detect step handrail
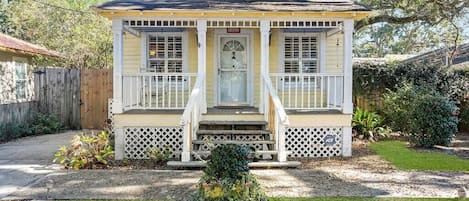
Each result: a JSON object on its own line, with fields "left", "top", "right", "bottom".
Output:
{"left": 262, "top": 73, "right": 289, "bottom": 125}
{"left": 179, "top": 73, "right": 205, "bottom": 162}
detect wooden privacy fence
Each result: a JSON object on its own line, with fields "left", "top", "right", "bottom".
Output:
{"left": 1, "top": 68, "right": 113, "bottom": 130}
{"left": 35, "top": 68, "right": 81, "bottom": 129}
{"left": 80, "top": 69, "right": 113, "bottom": 129}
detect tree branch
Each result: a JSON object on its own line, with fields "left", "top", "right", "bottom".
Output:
{"left": 355, "top": 14, "right": 429, "bottom": 31}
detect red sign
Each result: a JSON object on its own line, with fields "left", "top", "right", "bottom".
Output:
{"left": 226, "top": 28, "right": 241, "bottom": 33}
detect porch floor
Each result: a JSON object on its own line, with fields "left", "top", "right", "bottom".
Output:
{"left": 122, "top": 107, "right": 344, "bottom": 115}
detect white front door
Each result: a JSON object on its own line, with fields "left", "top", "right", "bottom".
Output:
{"left": 218, "top": 36, "right": 249, "bottom": 106}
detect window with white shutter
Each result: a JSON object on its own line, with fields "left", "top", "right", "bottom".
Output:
{"left": 283, "top": 34, "right": 319, "bottom": 74}
{"left": 146, "top": 33, "right": 184, "bottom": 73}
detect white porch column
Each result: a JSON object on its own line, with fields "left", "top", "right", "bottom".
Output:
{"left": 259, "top": 20, "right": 270, "bottom": 114}
{"left": 197, "top": 20, "right": 207, "bottom": 113}
{"left": 112, "top": 19, "right": 124, "bottom": 114}
{"left": 342, "top": 19, "right": 354, "bottom": 157}
{"left": 342, "top": 19, "right": 353, "bottom": 114}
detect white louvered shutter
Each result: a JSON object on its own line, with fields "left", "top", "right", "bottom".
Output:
{"left": 284, "top": 35, "right": 319, "bottom": 74}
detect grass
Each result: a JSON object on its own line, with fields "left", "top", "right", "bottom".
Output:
{"left": 270, "top": 198, "right": 469, "bottom": 201}
{"left": 369, "top": 141, "right": 469, "bottom": 171}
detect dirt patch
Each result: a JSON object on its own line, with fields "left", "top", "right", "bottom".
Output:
{"left": 412, "top": 132, "right": 469, "bottom": 159}
{"left": 299, "top": 140, "right": 396, "bottom": 173}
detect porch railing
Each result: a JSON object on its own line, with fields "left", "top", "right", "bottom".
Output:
{"left": 180, "top": 73, "right": 205, "bottom": 162}
{"left": 270, "top": 73, "right": 344, "bottom": 110}
{"left": 262, "top": 73, "right": 289, "bottom": 162}
{"left": 122, "top": 73, "right": 197, "bottom": 111}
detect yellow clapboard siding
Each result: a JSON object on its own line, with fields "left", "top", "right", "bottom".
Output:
{"left": 277, "top": 89, "right": 329, "bottom": 108}
{"left": 123, "top": 34, "right": 141, "bottom": 74}
{"left": 326, "top": 33, "right": 344, "bottom": 73}
{"left": 288, "top": 114, "right": 352, "bottom": 127}
{"left": 206, "top": 29, "right": 215, "bottom": 107}
{"left": 188, "top": 28, "right": 198, "bottom": 73}
{"left": 269, "top": 29, "right": 280, "bottom": 73}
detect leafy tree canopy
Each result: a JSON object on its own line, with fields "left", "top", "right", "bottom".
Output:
{"left": 354, "top": 0, "right": 468, "bottom": 57}
{"left": 1, "top": 0, "right": 112, "bottom": 69}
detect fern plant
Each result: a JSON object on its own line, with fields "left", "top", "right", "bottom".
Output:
{"left": 352, "top": 108, "right": 387, "bottom": 141}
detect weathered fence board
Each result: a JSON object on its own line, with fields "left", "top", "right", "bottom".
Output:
{"left": 80, "top": 69, "right": 113, "bottom": 129}
{"left": 0, "top": 101, "right": 38, "bottom": 125}
{"left": 34, "top": 68, "right": 81, "bottom": 129}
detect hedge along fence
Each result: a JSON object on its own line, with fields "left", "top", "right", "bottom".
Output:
{"left": 353, "top": 62, "right": 469, "bottom": 109}
{"left": 353, "top": 62, "right": 469, "bottom": 130}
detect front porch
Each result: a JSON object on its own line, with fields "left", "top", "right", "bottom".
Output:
{"left": 110, "top": 18, "right": 354, "bottom": 164}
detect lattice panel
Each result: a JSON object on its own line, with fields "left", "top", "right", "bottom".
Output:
{"left": 107, "top": 98, "right": 114, "bottom": 136}
{"left": 124, "top": 127, "right": 183, "bottom": 159}
{"left": 286, "top": 127, "right": 342, "bottom": 158}
{"left": 197, "top": 134, "right": 266, "bottom": 152}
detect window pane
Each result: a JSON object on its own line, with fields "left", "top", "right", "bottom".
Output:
{"left": 167, "top": 60, "right": 183, "bottom": 73}
{"left": 302, "top": 37, "right": 317, "bottom": 59}
{"left": 15, "top": 63, "right": 26, "bottom": 79}
{"left": 16, "top": 80, "right": 26, "bottom": 99}
{"left": 149, "top": 60, "right": 165, "bottom": 72}
{"left": 284, "top": 60, "right": 299, "bottom": 73}
{"left": 302, "top": 60, "right": 317, "bottom": 73}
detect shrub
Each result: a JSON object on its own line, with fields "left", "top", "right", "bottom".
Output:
{"left": 31, "top": 113, "right": 62, "bottom": 134}
{"left": 352, "top": 108, "right": 387, "bottom": 141}
{"left": 0, "top": 122, "right": 32, "bottom": 142}
{"left": 146, "top": 145, "right": 172, "bottom": 162}
{"left": 53, "top": 131, "right": 114, "bottom": 169}
{"left": 383, "top": 84, "right": 458, "bottom": 147}
{"left": 192, "top": 145, "right": 267, "bottom": 201}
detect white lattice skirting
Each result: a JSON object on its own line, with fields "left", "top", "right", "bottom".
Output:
{"left": 124, "top": 127, "right": 183, "bottom": 159}
{"left": 286, "top": 127, "right": 343, "bottom": 158}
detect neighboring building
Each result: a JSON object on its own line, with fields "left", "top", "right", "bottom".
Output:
{"left": 403, "top": 43, "right": 469, "bottom": 67}
{"left": 0, "top": 33, "right": 61, "bottom": 104}
{"left": 94, "top": 0, "right": 371, "bottom": 166}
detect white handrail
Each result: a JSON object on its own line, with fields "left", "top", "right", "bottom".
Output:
{"left": 262, "top": 73, "right": 289, "bottom": 125}
{"left": 179, "top": 73, "right": 205, "bottom": 162}
{"left": 180, "top": 74, "right": 205, "bottom": 125}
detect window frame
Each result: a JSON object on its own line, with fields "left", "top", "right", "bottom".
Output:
{"left": 279, "top": 31, "right": 326, "bottom": 88}
{"left": 12, "top": 57, "right": 28, "bottom": 101}
{"left": 142, "top": 31, "right": 188, "bottom": 74}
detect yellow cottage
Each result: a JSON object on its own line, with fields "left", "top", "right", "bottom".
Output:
{"left": 94, "top": 0, "right": 371, "bottom": 167}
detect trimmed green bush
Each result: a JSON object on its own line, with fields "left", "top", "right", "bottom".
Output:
{"left": 192, "top": 144, "right": 267, "bottom": 201}
{"left": 383, "top": 84, "right": 458, "bottom": 147}
{"left": 0, "top": 112, "right": 62, "bottom": 143}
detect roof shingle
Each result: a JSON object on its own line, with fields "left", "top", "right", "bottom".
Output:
{"left": 0, "top": 33, "right": 61, "bottom": 58}
{"left": 95, "top": 0, "right": 371, "bottom": 12}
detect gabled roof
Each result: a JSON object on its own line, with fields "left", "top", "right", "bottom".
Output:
{"left": 403, "top": 43, "right": 469, "bottom": 66}
{"left": 0, "top": 33, "right": 62, "bottom": 58}
{"left": 94, "top": 0, "right": 371, "bottom": 12}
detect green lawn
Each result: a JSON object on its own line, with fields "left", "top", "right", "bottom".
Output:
{"left": 369, "top": 141, "right": 469, "bottom": 171}
{"left": 270, "top": 198, "right": 469, "bottom": 201}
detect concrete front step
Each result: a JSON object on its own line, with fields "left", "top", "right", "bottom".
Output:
{"left": 192, "top": 140, "right": 275, "bottom": 145}
{"left": 167, "top": 161, "right": 302, "bottom": 168}
{"left": 196, "top": 130, "right": 271, "bottom": 135}
{"left": 192, "top": 150, "right": 280, "bottom": 155}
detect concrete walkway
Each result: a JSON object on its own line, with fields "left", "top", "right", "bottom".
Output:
{"left": 1, "top": 132, "right": 468, "bottom": 200}
{"left": 0, "top": 131, "right": 77, "bottom": 199}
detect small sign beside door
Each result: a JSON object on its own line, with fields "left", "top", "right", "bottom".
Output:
{"left": 226, "top": 28, "right": 241, "bottom": 33}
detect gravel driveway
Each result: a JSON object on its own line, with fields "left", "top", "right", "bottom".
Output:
{"left": 1, "top": 133, "right": 468, "bottom": 200}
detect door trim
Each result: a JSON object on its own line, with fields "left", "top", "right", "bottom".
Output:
{"left": 214, "top": 29, "right": 254, "bottom": 107}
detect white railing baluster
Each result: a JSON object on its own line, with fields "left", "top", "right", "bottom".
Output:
{"left": 122, "top": 73, "right": 197, "bottom": 110}
{"left": 269, "top": 73, "right": 344, "bottom": 110}
{"left": 149, "top": 75, "right": 153, "bottom": 108}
